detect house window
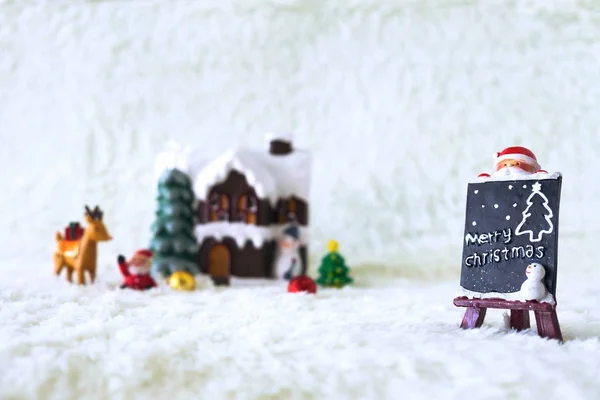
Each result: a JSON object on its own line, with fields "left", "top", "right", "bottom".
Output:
{"left": 236, "top": 193, "right": 258, "bottom": 224}
{"left": 208, "top": 191, "right": 230, "bottom": 222}
{"left": 279, "top": 198, "right": 297, "bottom": 223}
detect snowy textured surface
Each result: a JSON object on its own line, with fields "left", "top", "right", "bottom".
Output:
{"left": 2, "top": 267, "right": 600, "bottom": 400}
{"left": 3, "top": 1, "right": 600, "bottom": 399}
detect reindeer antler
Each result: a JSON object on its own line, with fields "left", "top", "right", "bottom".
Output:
{"left": 94, "top": 205, "right": 103, "bottom": 220}
{"left": 84, "top": 205, "right": 104, "bottom": 220}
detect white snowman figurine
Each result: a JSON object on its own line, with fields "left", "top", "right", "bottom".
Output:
{"left": 274, "top": 224, "right": 303, "bottom": 280}
{"left": 520, "top": 263, "right": 548, "bottom": 301}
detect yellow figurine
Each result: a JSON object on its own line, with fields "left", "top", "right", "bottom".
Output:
{"left": 168, "top": 271, "right": 196, "bottom": 291}
{"left": 327, "top": 239, "right": 339, "bottom": 253}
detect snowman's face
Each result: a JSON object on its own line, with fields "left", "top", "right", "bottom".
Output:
{"left": 526, "top": 263, "right": 546, "bottom": 279}
{"left": 280, "top": 236, "right": 298, "bottom": 251}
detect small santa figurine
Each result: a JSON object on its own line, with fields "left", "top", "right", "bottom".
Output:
{"left": 478, "top": 146, "right": 547, "bottom": 178}
{"left": 274, "top": 224, "right": 304, "bottom": 280}
{"left": 117, "top": 249, "right": 157, "bottom": 290}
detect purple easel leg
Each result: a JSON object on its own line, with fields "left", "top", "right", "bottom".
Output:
{"left": 460, "top": 307, "right": 487, "bottom": 329}
{"left": 510, "top": 310, "right": 530, "bottom": 331}
{"left": 534, "top": 310, "right": 563, "bottom": 343}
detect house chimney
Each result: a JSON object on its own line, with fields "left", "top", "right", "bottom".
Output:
{"left": 266, "top": 133, "right": 293, "bottom": 155}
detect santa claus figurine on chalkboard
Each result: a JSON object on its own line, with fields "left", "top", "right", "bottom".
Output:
{"left": 478, "top": 146, "right": 548, "bottom": 179}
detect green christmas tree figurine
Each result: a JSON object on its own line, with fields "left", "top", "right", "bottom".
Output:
{"left": 149, "top": 168, "right": 200, "bottom": 279}
{"left": 316, "top": 240, "right": 353, "bottom": 288}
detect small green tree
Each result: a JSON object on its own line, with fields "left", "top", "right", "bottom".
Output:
{"left": 149, "top": 168, "right": 200, "bottom": 278}
{"left": 316, "top": 240, "right": 353, "bottom": 288}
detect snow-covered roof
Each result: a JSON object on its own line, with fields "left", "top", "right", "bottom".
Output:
{"left": 154, "top": 137, "right": 311, "bottom": 204}
{"left": 195, "top": 222, "right": 309, "bottom": 247}
{"left": 469, "top": 171, "right": 561, "bottom": 184}
{"left": 192, "top": 147, "right": 311, "bottom": 204}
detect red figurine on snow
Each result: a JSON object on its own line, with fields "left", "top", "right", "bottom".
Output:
{"left": 117, "top": 249, "right": 157, "bottom": 290}
{"left": 478, "top": 146, "right": 547, "bottom": 179}
{"left": 288, "top": 275, "right": 317, "bottom": 294}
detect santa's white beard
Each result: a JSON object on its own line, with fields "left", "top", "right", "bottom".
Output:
{"left": 129, "top": 265, "right": 150, "bottom": 275}
{"left": 492, "top": 166, "right": 531, "bottom": 177}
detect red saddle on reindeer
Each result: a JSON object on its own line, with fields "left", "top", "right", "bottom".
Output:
{"left": 56, "top": 222, "right": 85, "bottom": 258}
{"left": 64, "top": 222, "right": 84, "bottom": 241}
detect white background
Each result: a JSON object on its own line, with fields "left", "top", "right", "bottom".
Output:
{"left": 1, "top": 0, "right": 599, "bottom": 279}
{"left": 3, "top": 2, "right": 600, "bottom": 399}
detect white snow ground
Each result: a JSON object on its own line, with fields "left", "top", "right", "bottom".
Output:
{"left": 2, "top": 265, "right": 600, "bottom": 400}
{"left": 2, "top": 1, "right": 600, "bottom": 399}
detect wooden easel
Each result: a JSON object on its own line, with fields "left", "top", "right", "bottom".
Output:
{"left": 454, "top": 297, "right": 563, "bottom": 343}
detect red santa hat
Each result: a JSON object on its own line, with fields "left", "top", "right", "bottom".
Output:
{"left": 133, "top": 249, "right": 153, "bottom": 259}
{"left": 496, "top": 146, "right": 540, "bottom": 169}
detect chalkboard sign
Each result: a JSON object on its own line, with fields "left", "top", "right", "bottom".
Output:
{"left": 459, "top": 175, "right": 562, "bottom": 301}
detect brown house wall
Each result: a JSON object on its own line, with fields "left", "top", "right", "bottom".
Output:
{"left": 195, "top": 170, "right": 274, "bottom": 226}
{"left": 194, "top": 200, "right": 207, "bottom": 224}
{"left": 234, "top": 240, "right": 276, "bottom": 277}
{"left": 197, "top": 239, "right": 307, "bottom": 279}
{"left": 295, "top": 198, "right": 308, "bottom": 226}
{"left": 299, "top": 246, "right": 308, "bottom": 275}
{"left": 195, "top": 170, "right": 309, "bottom": 227}
{"left": 273, "top": 197, "right": 308, "bottom": 226}
{"left": 192, "top": 168, "right": 309, "bottom": 280}
{"left": 198, "top": 237, "right": 274, "bottom": 278}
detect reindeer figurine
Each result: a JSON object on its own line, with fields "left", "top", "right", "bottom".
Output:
{"left": 54, "top": 205, "right": 112, "bottom": 285}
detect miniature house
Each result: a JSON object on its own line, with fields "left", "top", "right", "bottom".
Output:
{"left": 155, "top": 134, "right": 310, "bottom": 285}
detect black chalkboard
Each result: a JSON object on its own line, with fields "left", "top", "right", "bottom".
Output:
{"left": 459, "top": 175, "right": 562, "bottom": 298}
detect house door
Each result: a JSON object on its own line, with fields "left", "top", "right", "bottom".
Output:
{"left": 208, "top": 244, "right": 230, "bottom": 285}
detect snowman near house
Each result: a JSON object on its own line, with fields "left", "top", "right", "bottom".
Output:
{"left": 273, "top": 224, "right": 304, "bottom": 280}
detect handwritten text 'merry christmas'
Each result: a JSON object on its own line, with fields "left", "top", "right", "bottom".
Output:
{"left": 464, "top": 228, "right": 545, "bottom": 267}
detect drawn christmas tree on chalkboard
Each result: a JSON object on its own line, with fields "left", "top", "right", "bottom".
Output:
{"left": 515, "top": 182, "right": 554, "bottom": 242}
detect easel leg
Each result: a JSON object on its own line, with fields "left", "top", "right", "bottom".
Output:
{"left": 534, "top": 310, "right": 563, "bottom": 342}
{"left": 460, "top": 307, "right": 487, "bottom": 329}
{"left": 510, "top": 310, "right": 530, "bottom": 331}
